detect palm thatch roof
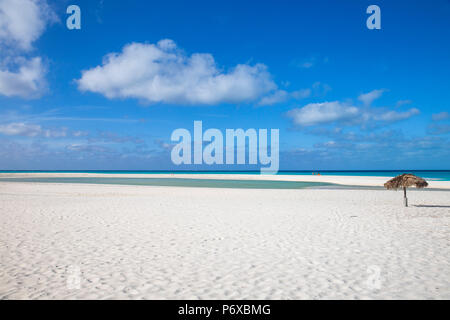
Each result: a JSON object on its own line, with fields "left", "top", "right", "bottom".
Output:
{"left": 384, "top": 173, "right": 428, "bottom": 190}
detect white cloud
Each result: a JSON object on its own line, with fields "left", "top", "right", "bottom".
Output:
{"left": 257, "top": 88, "right": 312, "bottom": 106}
{"left": 0, "top": 0, "right": 55, "bottom": 98}
{"left": 284, "top": 89, "right": 418, "bottom": 128}
{"left": 287, "top": 101, "right": 359, "bottom": 126}
{"left": 0, "top": 57, "right": 46, "bottom": 98}
{"left": 287, "top": 102, "right": 419, "bottom": 127}
{"left": 0, "top": 122, "right": 67, "bottom": 137}
{"left": 358, "top": 89, "right": 385, "bottom": 106}
{"left": 77, "top": 40, "right": 278, "bottom": 105}
{"left": 432, "top": 111, "right": 449, "bottom": 121}
{"left": 373, "top": 108, "right": 420, "bottom": 122}
{"left": 0, "top": 0, "right": 56, "bottom": 51}
{"left": 0, "top": 122, "right": 41, "bottom": 136}
{"left": 258, "top": 90, "right": 288, "bottom": 106}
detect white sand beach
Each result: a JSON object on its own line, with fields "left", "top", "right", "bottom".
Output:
{"left": 0, "top": 175, "right": 449, "bottom": 299}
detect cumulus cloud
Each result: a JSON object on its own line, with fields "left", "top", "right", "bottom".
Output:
{"left": 0, "top": 0, "right": 55, "bottom": 98}
{"left": 286, "top": 101, "right": 419, "bottom": 127}
{"left": 77, "top": 39, "right": 278, "bottom": 105}
{"left": 286, "top": 101, "right": 359, "bottom": 126}
{"left": 373, "top": 108, "right": 420, "bottom": 122}
{"left": 258, "top": 90, "right": 288, "bottom": 106}
{"left": 0, "top": 122, "right": 67, "bottom": 137}
{"left": 257, "top": 86, "right": 315, "bottom": 106}
{"left": 358, "top": 89, "right": 385, "bottom": 106}
{"left": 0, "top": 57, "right": 47, "bottom": 98}
{"left": 0, "top": 0, "right": 57, "bottom": 51}
{"left": 0, "top": 122, "right": 41, "bottom": 136}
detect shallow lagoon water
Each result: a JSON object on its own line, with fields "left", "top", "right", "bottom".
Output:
{"left": 0, "top": 177, "right": 333, "bottom": 189}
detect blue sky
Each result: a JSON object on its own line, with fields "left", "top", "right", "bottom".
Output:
{"left": 0, "top": 0, "right": 449, "bottom": 170}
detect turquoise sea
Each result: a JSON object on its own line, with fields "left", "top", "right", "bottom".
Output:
{"left": 1, "top": 170, "right": 449, "bottom": 180}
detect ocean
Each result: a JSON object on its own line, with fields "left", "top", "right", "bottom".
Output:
{"left": 1, "top": 170, "right": 449, "bottom": 180}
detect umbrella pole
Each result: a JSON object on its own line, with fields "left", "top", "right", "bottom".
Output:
{"left": 403, "top": 187, "right": 408, "bottom": 207}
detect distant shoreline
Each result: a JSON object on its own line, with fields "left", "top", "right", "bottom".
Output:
{"left": 1, "top": 172, "right": 450, "bottom": 189}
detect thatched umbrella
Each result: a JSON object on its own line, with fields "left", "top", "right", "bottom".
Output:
{"left": 384, "top": 173, "right": 428, "bottom": 207}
